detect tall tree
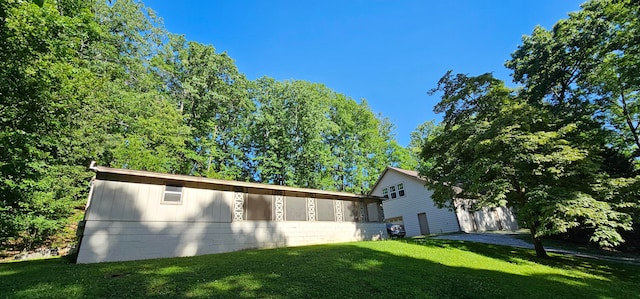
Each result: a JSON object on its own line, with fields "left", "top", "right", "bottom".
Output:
{"left": 407, "top": 120, "right": 441, "bottom": 172}
{"left": 377, "top": 117, "right": 416, "bottom": 171}
{"left": 249, "top": 77, "right": 397, "bottom": 192}
{"left": 153, "top": 35, "right": 252, "bottom": 179}
{"left": 506, "top": 0, "right": 640, "bottom": 240}
{"left": 325, "top": 97, "right": 390, "bottom": 193}
{"left": 0, "top": 0, "right": 191, "bottom": 250}
{"left": 422, "top": 72, "right": 632, "bottom": 257}
{"left": 0, "top": 0, "right": 107, "bottom": 248}
{"left": 249, "top": 78, "right": 334, "bottom": 187}
{"left": 507, "top": 0, "right": 639, "bottom": 157}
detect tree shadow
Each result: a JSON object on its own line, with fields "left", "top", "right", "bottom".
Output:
{"left": 413, "top": 238, "right": 640, "bottom": 282}
{"left": 1, "top": 241, "right": 637, "bottom": 298}
{"left": 75, "top": 180, "right": 289, "bottom": 263}
{"left": 74, "top": 179, "right": 385, "bottom": 263}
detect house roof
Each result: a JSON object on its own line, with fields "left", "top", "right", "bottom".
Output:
{"left": 387, "top": 167, "right": 424, "bottom": 180}
{"left": 92, "top": 165, "right": 383, "bottom": 201}
{"left": 368, "top": 166, "right": 427, "bottom": 195}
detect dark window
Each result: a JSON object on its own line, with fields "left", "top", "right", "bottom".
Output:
{"left": 316, "top": 199, "right": 335, "bottom": 221}
{"left": 285, "top": 196, "right": 307, "bottom": 221}
{"left": 246, "top": 194, "right": 272, "bottom": 220}
{"left": 162, "top": 186, "right": 183, "bottom": 204}
{"left": 343, "top": 201, "right": 359, "bottom": 222}
{"left": 397, "top": 183, "right": 405, "bottom": 197}
{"left": 366, "top": 201, "right": 381, "bottom": 222}
{"left": 382, "top": 187, "right": 389, "bottom": 199}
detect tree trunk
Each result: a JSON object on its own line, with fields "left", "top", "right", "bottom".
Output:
{"left": 618, "top": 80, "right": 640, "bottom": 155}
{"left": 529, "top": 226, "right": 548, "bottom": 258}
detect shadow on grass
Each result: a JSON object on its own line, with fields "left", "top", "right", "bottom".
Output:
{"left": 1, "top": 240, "right": 639, "bottom": 298}
{"left": 413, "top": 238, "right": 640, "bottom": 282}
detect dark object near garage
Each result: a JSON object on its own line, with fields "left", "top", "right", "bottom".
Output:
{"left": 386, "top": 223, "right": 406, "bottom": 238}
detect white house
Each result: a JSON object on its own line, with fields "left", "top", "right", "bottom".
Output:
{"left": 369, "top": 167, "right": 518, "bottom": 237}
{"left": 75, "top": 165, "right": 386, "bottom": 263}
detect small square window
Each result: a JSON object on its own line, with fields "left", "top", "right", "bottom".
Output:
{"left": 382, "top": 188, "right": 389, "bottom": 199}
{"left": 163, "top": 185, "right": 183, "bottom": 204}
{"left": 397, "top": 183, "right": 405, "bottom": 197}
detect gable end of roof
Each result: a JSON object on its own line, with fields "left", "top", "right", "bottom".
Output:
{"left": 368, "top": 166, "right": 426, "bottom": 195}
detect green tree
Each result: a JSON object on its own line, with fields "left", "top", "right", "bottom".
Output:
{"left": 377, "top": 117, "right": 417, "bottom": 171}
{"left": 249, "top": 77, "right": 397, "bottom": 193}
{"left": 107, "top": 92, "right": 190, "bottom": 172}
{"left": 0, "top": 0, "right": 105, "bottom": 248}
{"left": 508, "top": 0, "right": 639, "bottom": 157}
{"left": 90, "top": 0, "right": 191, "bottom": 173}
{"left": 506, "top": 0, "right": 640, "bottom": 243}
{"left": 249, "top": 78, "right": 334, "bottom": 187}
{"left": 250, "top": 78, "right": 299, "bottom": 185}
{"left": 325, "top": 97, "right": 390, "bottom": 193}
{"left": 0, "top": 0, "right": 190, "bottom": 250}
{"left": 408, "top": 120, "right": 441, "bottom": 172}
{"left": 153, "top": 35, "right": 252, "bottom": 179}
{"left": 422, "top": 72, "right": 632, "bottom": 257}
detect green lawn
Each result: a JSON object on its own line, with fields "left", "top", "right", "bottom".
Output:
{"left": 1, "top": 239, "right": 638, "bottom": 298}
{"left": 513, "top": 233, "right": 640, "bottom": 259}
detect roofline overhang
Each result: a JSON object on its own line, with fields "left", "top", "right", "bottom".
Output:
{"left": 92, "top": 165, "right": 384, "bottom": 202}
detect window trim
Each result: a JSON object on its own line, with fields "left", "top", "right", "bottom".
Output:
{"left": 397, "top": 183, "right": 405, "bottom": 197}
{"left": 383, "top": 182, "right": 406, "bottom": 200}
{"left": 162, "top": 185, "right": 183, "bottom": 205}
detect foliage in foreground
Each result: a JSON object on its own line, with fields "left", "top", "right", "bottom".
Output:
{"left": 420, "top": 0, "right": 639, "bottom": 257}
{"left": 1, "top": 240, "right": 638, "bottom": 299}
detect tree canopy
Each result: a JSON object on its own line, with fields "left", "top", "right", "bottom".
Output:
{"left": 422, "top": 0, "right": 639, "bottom": 256}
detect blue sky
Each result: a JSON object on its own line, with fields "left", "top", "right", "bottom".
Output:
{"left": 145, "top": 0, "right": 584, "bottom": 146}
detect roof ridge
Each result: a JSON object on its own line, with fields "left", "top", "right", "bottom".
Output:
{"left": 388, "top": 166, "right": 421, "bottom": 179}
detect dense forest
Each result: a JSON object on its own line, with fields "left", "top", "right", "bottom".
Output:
{"left": 422, "top": 0, "right": 639, "bottom": 256}
{"left": 0, "top": 0, "right": 418, "bottom": 251}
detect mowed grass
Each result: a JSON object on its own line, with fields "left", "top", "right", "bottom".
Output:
{"left": 1, "top": 239, "right": 638, "bottom": 298}
{"left": 513, "top": 233, "right": 640, "bottom": 259}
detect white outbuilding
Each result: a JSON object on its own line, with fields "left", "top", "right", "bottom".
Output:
{"left": 369, "top": 167, "right": 518, "bottom": 237}
{"left": 76, "top": 166, "right": 386, "bottom": 263}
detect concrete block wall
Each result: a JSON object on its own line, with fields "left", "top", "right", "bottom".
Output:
{"left": 76, "top": 221, "right": 387, "bottom": 263}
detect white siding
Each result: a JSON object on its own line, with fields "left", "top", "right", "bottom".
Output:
{"left": 456, "top": 205, "right": 519, "bottom": 232}
{"left": 371, "top": 170, "right": 461, "bottom": 236}
{"left": 84, "top": 180, "right": 233, "bottom": 223}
